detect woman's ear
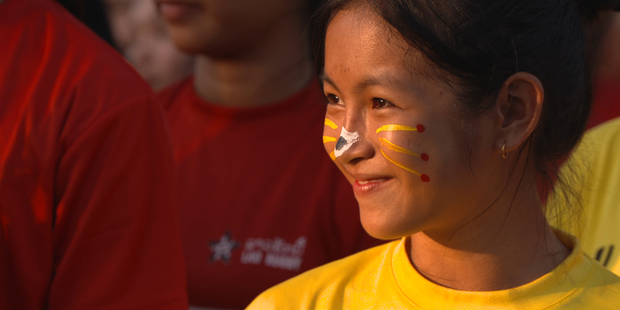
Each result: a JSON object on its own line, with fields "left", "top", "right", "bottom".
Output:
{"left": 494, "top": 72, "right": 544, "bottom": 155}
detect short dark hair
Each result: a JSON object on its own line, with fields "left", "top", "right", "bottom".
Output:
{"left": 56, "top": 0, "right": 114, "bottom": 47}
{"left": 579, "top": 0, "right": 620, "bottom": 21}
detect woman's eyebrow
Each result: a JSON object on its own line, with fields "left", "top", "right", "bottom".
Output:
{"left": 320, "top": 73, "right": 339, "bottom": 93}
{"left": 321, "top": 71, "right": 411, "bottom": 94}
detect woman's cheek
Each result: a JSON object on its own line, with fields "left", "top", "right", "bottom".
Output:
{"left": 416, "top": 124, "right": 465, "bottom": 191}
{"left": 375, "top": 122, "right": 430, "bottom": 183}
{"left": 323, "top": 115, "right": 340, "bottom": 161}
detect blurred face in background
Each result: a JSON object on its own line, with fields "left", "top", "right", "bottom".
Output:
{"left": 104, "top": 0, "right": 194, "bottom": 90}
{"left": 154, "top": 0, "right": 307, "bottom": 58}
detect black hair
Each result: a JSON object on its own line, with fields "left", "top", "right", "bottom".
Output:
{"left": 311, "top": 0, "right": 620, "bottom": 209}
{"left": 306, "top": 0, "right": 325, "bottom": 19}
{"left": 579, "top": 0, "right": 620, "bottom": 21}
{"left": 56, "top": 0, "right": 115, "bottom": 47}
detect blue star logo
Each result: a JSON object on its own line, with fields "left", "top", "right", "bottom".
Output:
{"left": 209, "top": 231, "right": 239, "bottom": 264}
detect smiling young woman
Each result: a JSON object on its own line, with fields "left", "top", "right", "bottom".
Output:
{"left": 247, "top": 0, "right": 620, "bottom": 308}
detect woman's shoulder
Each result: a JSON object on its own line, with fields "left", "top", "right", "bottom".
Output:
{"left": 575, "top": 116, "right": 620, "bottom": 159}
{"left": 566, "top": 254, "right": 620, "bottom": 309}
{"left": 246, "top": 240, "right": 399, "bottom": 309}
{"left": 585, "top": 256, "right": 620, "bottom": 288}
{"left": 590, "top": 116, "right": 620, "bottom": 136}
{"left": 550, "top": 234, "right": 620, "bottom": 309}
{"left": 576, "top": 116, "right": 620, "bottom": 159}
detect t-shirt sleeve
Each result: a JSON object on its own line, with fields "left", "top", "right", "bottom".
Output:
{"left": 49, "top": 94, "right": 188, "bottom": 309}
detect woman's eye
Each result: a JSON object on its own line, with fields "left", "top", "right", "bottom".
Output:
{"left": 372, "top": 98, "right": 393, "bottom": 109}
{"left": 325, "top": 94, "right": 342, "bottom": 105}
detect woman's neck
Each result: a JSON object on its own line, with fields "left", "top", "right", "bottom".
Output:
{"left": 193, "top": 18, "right": 313, "bottom": 108}
{"left": 409, "top": 181, "right": 569, "bottom": 291}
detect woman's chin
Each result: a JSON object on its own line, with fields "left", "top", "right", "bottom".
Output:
{"left": 360, "top": 213, "right": 416, "bottom": 241}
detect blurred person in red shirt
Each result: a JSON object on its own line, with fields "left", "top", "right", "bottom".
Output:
{"left": 155, "top": 0, "right": 382, "bottom": 308}
{"left": 0, "top": 0, "right": 188, "bottom": 309}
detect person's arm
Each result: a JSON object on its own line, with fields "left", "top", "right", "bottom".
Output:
{"left": 50, "top": 93, "right": 188, "bottom": 309}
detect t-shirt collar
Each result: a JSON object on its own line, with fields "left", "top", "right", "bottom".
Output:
{"left": 391, "top": 231, "right": 590, "bottom": 309}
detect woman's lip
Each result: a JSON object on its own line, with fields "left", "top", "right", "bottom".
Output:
{"left": 352, "top": 178, "right": 392, "bottom": 196}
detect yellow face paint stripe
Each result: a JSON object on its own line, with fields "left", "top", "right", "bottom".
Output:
{"left": 380, "top": 148, "right": 421, "bottom": 176}
{"left": 325, "top": 118, "right": 338, "bottom": 129}
{"left": 376, "top": 124, "right": 418, "bottom": 133}
{"left": 323, "top": 136, "right": 337, "bottom": 143}
{"left": 329, "top": 151, "right": 336, "bottom": 160}
{"left": 379, "top": 138, "right": 420, "bottom": 157}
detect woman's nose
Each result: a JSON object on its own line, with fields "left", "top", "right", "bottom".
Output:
{"left": 334, "top": 118, "right": 375, "bottom": 165}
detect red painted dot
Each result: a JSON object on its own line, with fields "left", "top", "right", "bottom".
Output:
{"left": 420, "top": 153, "right": 429, "bottom": 161}
{"left": 417, "top": 124, "right": 425, "bottom": 133}
{"left": 421, "top": 174, "right": 430, "bottom": 182}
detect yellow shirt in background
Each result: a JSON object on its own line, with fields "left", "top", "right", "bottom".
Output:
{"left": 247, "top": 235, "right": 620, "bottom": 309}
{"left": 549, "top": 117, "right": 620, "bottom": 275}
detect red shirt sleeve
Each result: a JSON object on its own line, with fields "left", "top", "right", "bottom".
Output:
{"left": 50, "top": 95, "right": 188, "bottom": 309}
{"left": 0, "top": 0, "right": 188, "bottom": 309}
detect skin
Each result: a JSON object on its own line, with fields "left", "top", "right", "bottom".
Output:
{"left": 105, "top": 0, "right": 194, "bottom": 90}
{"left": 323, "top": 5, "right": 569, "bottom": 291}
{"left": 155, "top": 0, "right": 312, "bottom": 107}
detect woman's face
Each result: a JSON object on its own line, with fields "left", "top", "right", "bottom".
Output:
{"left": 323, "top": 6, "right": 504, "bottom": 240}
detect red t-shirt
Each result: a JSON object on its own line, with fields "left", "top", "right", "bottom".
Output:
{"left": 587, "top": 78, "right": 620, "bottom": 129}
{"left": 0, "top": 0, "right": 188, "bottom": 309}
{"left": 160, "top": 77, "right": 381, "bottom": 309}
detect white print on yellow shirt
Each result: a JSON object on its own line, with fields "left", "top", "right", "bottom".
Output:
{"left": 240, "top": 236, "right": 307, "bottom": 271}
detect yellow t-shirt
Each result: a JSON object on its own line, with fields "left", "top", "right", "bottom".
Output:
{"left": 247, "top": 235, "right": 620, "bottom": 309}
{"left": 548, "top": 117, "right": 620, "bottom": 275}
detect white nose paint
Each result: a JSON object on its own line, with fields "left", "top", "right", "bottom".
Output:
{"left": 334, "top": 127, "right": 360, "bottom": 158}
